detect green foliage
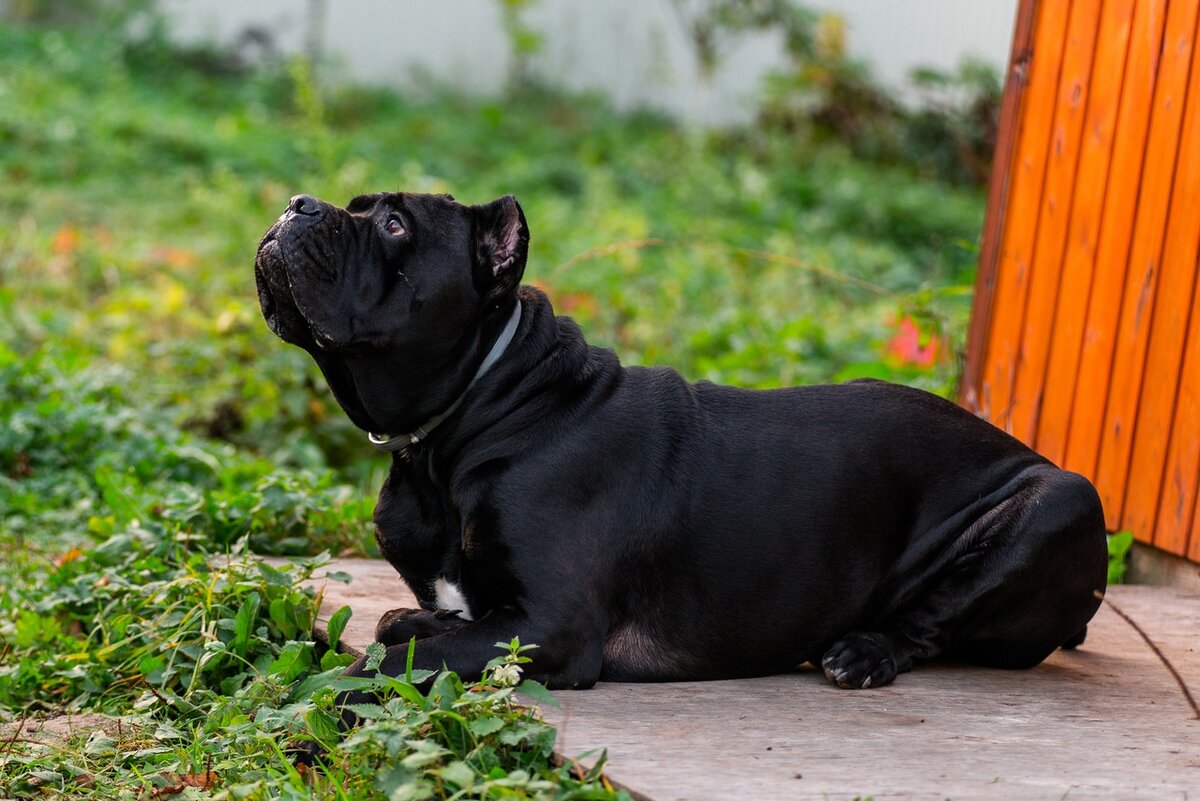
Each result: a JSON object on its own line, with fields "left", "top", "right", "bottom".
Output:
{"left": 906, "top": 58, "right": 1003, "bottom": 186}
{"left": 0, "top": 350, "right": 375, "bottom": 557}
{"left": 1107, "top": 530, "right": 1135, "bottom": 585}
{"left": 670, "top": 0, "right": 818, "bottom": 75}
{"left": 0, "top": 546, "right": 625, "bottom": 799}
{"left": 2, "top": 0, "right": 157, "bottom": 28}
{"left": 0, "top": 532, "right": 340, "bottom": 713}
{"left": 671, "top": 2, "right": 1002, "bottom": 186}
{"left": 496, "top": 0, "right": 546, "bottom": 86}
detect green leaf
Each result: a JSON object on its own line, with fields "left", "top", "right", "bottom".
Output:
{"left": 439, "top": 760, "right": 476, "bottom": 790}
{"left": 268, "top": 598, "right": 298, "bottom": 639}
{"left": 292, "top": 665, "right": 347, "bottom": 700}
{"left": 326, "top": 604, "right": 352, "bottom": 650}
{"left": 369, "top": 762, "right": 412, "bottom": 796}
{"left": 197, "top": 640, "right": 229, "bottom": 672}
{"left": 388, "top": 783, "right": 437, "bottom": 801}
{"left": 401, "top": 740, "right": 451, "bottom": 769}
{"left": 377, "top": 675, "right": 427, "bottom": 706}
{"left": 515, "top": 679, "right": 560, "bottom": 708}
{"left": 328, "top": 675, "right": 385, "bottom": 693}
{"left": 343, "top": 702, "right": 387, "bottom": 719}
{"left": 233, "top": 591, "right": 261, "bottom": 654}
{"left": 1108, "top": 530, "right": 1136, "bottom": 585}
{"left": 373, "top": 764, "right": 414, "bottom": 796}
{"left": 1108, "top": 530, "right": 1135, "bottom": 559}
{"left": 320, "top": 649, "right": 356, "bottom": 672}
{"left": 498, "top": 720, "right": 542, "bottom": 747}
{"left": 304, "top": 707, "right": 340, "bottom": 747}
{"left": 138, "top": 654, "right": 166, "bottom": 685}
{"left": 93, "top": 464, "right": 143, "bottom": 522}
{"left": 427, "top": 671, "right": 464, "bottom": 709}
{"left": 294, "top": 601, "right": 314, "bottom": 634}
{"left": 168, "top": 443, "right": 222, "bottom": 476}
{"left": 268, "top": 641, "right": 313, "bottom": 682}
{"left": 468, "top": 716, "right": 506, "bottom": 737}
{"left": 90, "top": 532, "right": 135, "bottom": 566}
{"left": 584, "top": 748, "right": 610, "bottom": 781}
{"left": 365, "top": 641, "right": 386, "bottom": 672}
{"left": 257, "top": 560, "right": 294, "bottom": 587}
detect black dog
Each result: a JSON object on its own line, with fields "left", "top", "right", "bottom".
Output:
{"left": 255, "top": 191, "right": 1107, "bottom": 699}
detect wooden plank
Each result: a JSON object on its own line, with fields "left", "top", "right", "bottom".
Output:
{"left": 1125, "top": 26, "right": 1200, "bottom": 554}
{"left": 1161, "top": 262, "right": 1200, "bottom": 556}
{"left": 961, "top": 0, "right": 1040, "bottom": 415}
{"left": 1064, "top": 0, "right": 1170, "bottom": 487}
{"left": 1007, "top": 0, "right": 1106, "bottom": 444}
{"left": 548, "top": 586, "right": 1200, "bottom": 801}
{"left": 1035, "top": 0, "right": 1139, "bottom": 465}
{"left": 974, "top": 0, "right": 1074, "bottom": 431}
{"left": 1190, "top": 467, "right": 1200, "bottom": 561}
{"left": 1093, "top": 0, "right": 1200, "bottom": 533}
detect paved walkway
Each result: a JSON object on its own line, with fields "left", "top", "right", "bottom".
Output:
{"left": 303, "top": 558, "right": 1200, "bottom": 801}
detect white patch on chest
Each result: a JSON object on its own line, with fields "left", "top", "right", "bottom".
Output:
{"left": 434, "top": 577, "right": 474, "bottom": 621}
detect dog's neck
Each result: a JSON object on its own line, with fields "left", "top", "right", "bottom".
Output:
{"left": 366, "top": 300, "right": 522, "bottom": 453}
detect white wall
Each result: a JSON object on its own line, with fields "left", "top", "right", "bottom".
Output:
{"left": 164, "top": 0, "right": 1018, "bottom": 125}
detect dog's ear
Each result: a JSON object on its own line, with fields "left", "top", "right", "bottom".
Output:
{"left": 472, "top": 195, "right": 529, "bottom": 302}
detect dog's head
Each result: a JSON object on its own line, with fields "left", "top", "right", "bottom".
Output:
{"left": 254, "top": 191, "right": 529, "bottom": 434}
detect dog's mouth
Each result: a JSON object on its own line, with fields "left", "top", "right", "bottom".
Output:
{"left": 254, "top": 235, "right": 289, "bottom": 335}
{"left": 255, "top": 229, "right": 339, "bottom": 348}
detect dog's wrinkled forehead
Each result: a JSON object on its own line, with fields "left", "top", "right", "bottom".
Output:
{"left": 345, "top": 192, "right": 464, "bottom": 236}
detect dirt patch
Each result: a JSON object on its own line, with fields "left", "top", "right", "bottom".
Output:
{"left": 2, "top": 713, "right": 136, "bottom": 746}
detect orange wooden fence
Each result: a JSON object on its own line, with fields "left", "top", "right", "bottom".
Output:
{"left": 962, "top": 0, "right": 1200, "bottom": 561}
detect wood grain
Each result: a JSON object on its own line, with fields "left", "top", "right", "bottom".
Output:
{"left": 1062, "top": 0, "right": 1170, "bottom": 489}
{"left": 1007, "top": 0, "right": 1106, "bottom": 445}
{"left": 961, "top": 0, "right": 1042, "bottom": 415}
{"left": 1035, "top": 0, "right": 1139, "bottom": 466}
{"left": 976, "top": 0, "right": 1074, "bottom": 431}
{"left": 1093, "top": 0, "right": 1200, "bottom": 531}
{"left": 1125, "top": 18, "right": 1200, "bottom": 554}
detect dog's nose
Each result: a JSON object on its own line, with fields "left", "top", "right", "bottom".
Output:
{"left": 288, "top": 194, "right": 321, "bottom": 216}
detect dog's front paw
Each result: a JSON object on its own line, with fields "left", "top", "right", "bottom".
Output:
{"left": 375, "top": 607, "right": 430, "bottom": 646}
{"left": 374, "top": 607, "right": 469, "bottom": 646}
{"left": 821, "top": 632, "right": 899, "bottom": 689}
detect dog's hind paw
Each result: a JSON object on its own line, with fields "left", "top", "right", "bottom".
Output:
{"left": 821, "top": 632, "right": 900, "bottom": 689}
{"left": 1060, "top": 624, "right": 1087, "bottom": 650}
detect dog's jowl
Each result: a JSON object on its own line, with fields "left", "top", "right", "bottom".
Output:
{"left": 255, "top": 191, "right": 1107, "bottom": 705}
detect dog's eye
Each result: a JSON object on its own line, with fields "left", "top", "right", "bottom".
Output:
{"left": 384, "top": 216, "right": 406, "bottom": 236}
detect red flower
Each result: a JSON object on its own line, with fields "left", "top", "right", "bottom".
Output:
{"left": 885, "top": 316, "right": 942, "bottom": 368}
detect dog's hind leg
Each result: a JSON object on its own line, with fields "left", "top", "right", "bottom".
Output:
{"left": 821, "top": 466, "right": 1108, "bottom": 689}
{"left": 1059, "top": 624, "right": 1088, "bottom": 650}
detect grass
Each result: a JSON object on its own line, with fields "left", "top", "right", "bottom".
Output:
{"left": 0, "top": 16, "right": 986, "bottom": 798}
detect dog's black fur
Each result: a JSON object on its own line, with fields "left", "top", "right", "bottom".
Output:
{"left": 255, "top": 191, "right": 1107, "bottom": 704}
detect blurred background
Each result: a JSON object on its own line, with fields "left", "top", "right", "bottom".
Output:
{"left": 165, "top": 0, "right": 1015, "bottom": 125}
{"left": 0, "top": 0, "right": 1012, "bottom": 557}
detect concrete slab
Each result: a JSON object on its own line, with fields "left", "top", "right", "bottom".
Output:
{"left": 296, "top": 558, "right": 1200, "bottom": 801}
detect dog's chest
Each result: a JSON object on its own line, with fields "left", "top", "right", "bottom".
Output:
{"left": 376, "top": 463, "right": 517, "bottom": 619}
{"left": 375, "top": 469, "right": 465, "bottom": 596}
{"left": 433, "top": 576, "right": 474, "bottom": 620}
